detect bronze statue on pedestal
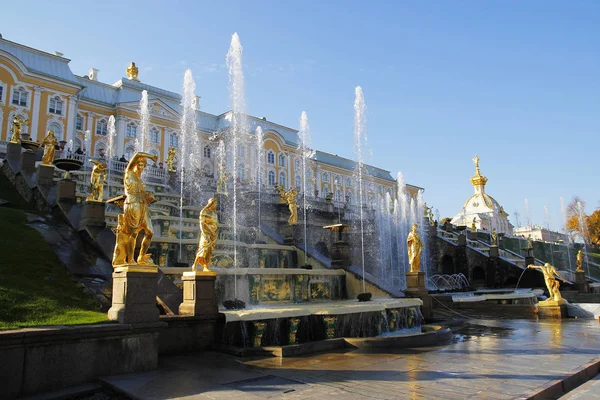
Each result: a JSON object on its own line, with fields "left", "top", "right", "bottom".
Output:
{"left": 407, "top": 223, "right": 423, "bottom": 273}
{"left": 192, "top": 198, "right": 218, "bottom": 272}
{"left": 87, "top": 160, "right": 107, "bottom": 202}
{"left": 40, "top": 130, "right": 58, "bottom": 165}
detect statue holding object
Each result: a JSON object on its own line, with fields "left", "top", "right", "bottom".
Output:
{"left": 87, "top": 159, "right": 107, "bottom": 202}
{"left": 40, "top": 130, "right": 58, "bottom": 165}
{"left": 192, "top": 198, "right": 218, "bottom": 273}
{"left": 407, "top": 223, "right": 423, "bottom": 273}
{"left": 527, "top": 263, "right": 567, "bottom": 305}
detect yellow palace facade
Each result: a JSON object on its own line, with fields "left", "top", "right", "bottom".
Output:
{"left": 0, "top": 35, "right": 421, "bottom": 202}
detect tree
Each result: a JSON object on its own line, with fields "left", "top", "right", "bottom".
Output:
{"left": 587, "top": 210, "right": 600, "bottom": 247}
{"left": 566, "top": 196, "right": 587, "bottom": 243}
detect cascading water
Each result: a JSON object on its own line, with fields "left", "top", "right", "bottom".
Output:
{"left": 416, "top": 190, "right": 431, "bottom": 288}
{"left": 84, "top": 129, "right": 91, "bottom": 191}
{"left": 298, "top": 111, "right": 312, "bottom": 266}
{"left": 106, "top": 115, "right": 116, "bottom": 199}
{"left": 178, "top": 70, "right": 197, "bottom": 260}
{"left": 226, "top": 32, "right": 247, "bottom": 299}
{"left": 353, "top": 86, "right": 368, "bottom": 294}
{"left": 137, "top": 90, "right": 150, "bottom": 154}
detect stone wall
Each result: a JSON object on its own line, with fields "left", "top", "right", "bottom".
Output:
{"left": 159, "top": 315, "right": 222, "bottom": 355}
{"left": 0, "top": 322, "right": 163, "bottom": 398}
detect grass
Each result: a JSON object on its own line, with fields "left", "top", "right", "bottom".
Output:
{"left": 0, "top": 206, "right": 108, "bottom": 330}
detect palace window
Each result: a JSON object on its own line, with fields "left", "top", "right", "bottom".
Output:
{"left": 12, "top": 87, "right": 28, "bottom": 107}
{"left": 124, "top": 146, "right": 134, "bottom": 161}
{"left": 323, "top": 186, "right": 330, "bottom": 197}
{"left": 294, "top": 158, "right": 300, "bottom": 170}
{"left": 295, "top": 175, "right": 301, "bottom": 189}
{"left": 279, "top": 172, "right": 286, "bottom": 188}
{"left": 237, "top": 144, "right": 245, "bottom": 158}
{"left": 335, "top": 190, "right": 343, "bottom": 202}
{"left": 334, "top": 175, "right": 341, "bottom": 186}
{"left": 150, "top": 127, "right": 159, "bottom": 143}
{"left": 321, "top": 172, "right": 329, "bottom": 183}
{"left": 267, "top": 150, "right": 275, "bottom": 164}
{"left": 49, "top": 96, "right": 63, "bottom": 115}
{"left": 346, "top": 177, "right": 352, "bottom": 187}
{"left": 278, "top": 153, "right": 285, "bottom": 167}
{"left": 126, "top": 123, "right": 137, "bottom": 138}
{"left": 95, "top": 142, "right": 107, "bottom": 158}
{"left": 237, "top": 163, "right": 246, "bottom": 181}
{"left": 202, "top": 163, "right": 212, "bottom": 177}
{"left": 203, "top": 146, "right": 211, "bottom": 158}
{"left": 268, "top": 170, "right": 275, "bottom": 186}
{"left": 76, "top": 114, "right": 84, "bottom": 130}
{"left": 0, "top": 86, "right": 3, "bottom": 102}
{"left": 169, "top": 133, "right": 178, "bottom": 147}
{"left": 96, "top": 119, "right": 108, "bottom": 136}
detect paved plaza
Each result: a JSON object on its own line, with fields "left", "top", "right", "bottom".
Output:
{"left": 103, "top": 318, "right": 600, "bottom": 399}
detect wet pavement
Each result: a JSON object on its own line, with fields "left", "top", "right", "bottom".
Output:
{"left": 103, "top": 318, "right": 600, "bottom": 399}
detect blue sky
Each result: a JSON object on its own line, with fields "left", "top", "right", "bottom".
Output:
{"left": 3, "top": 1, "right": 599, "bottom": 229}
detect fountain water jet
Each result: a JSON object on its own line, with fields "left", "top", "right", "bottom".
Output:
{"left": 255, "top": 126, "right": 264, "bottom": 232}
{"left": 137, "top": 90, "right": 150, "bottom": 154}
{"left": 298, "top": 111, "right": 312, "bottom": 266}
{"left": 106, "top": 116, "right": 116, "bottom": 199}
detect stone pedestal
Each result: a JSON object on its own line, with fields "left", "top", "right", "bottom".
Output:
{"left": 331, "top": 241, "right": 351, "bottom": 268}
{"left": 108, "top": 265, "right": 159, "bottom": 324}
{"left": 405, "top": 271, "right": 432, "bottom": 320}
{"left": 178, "top": 271, "right": 218, "bottom": 316}
{"left": 56, "top": 179, "right": 76, "bottom": 203}
{"left": 575, "top": 271, "right": 590, "bottom": 293}
{"left": 525, "top": 256, "right": 535, "bottom": 268}
{"left": 467, "top": 231, "right": 478, "bottom": 241}
{"left": 6, "top": 142, "right": 21, "bottom": 169}
{"left": 537, "top": 302, "right": 568, "bottom": 319}
{"left": 21, "top": 150, "right": 36, "bottom": 172}
{"left": 283, "top": 224, "right": 295, "bottom": 244}
{"left": 489, "top": 245, "right": 499, "bottom": 259}
{"left": 457, "top": 233, "right": 466, "bottom": 246}
{"left": 36, "top": 164, "right": 55, "bottom": 187}
{"left": 79, "top": 200, "right": 106, "bottom": 230}
{"left": 429, "top": 224, "right": 438, "bottom": 238}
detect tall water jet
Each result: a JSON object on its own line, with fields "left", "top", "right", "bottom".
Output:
{"left": 137, "top": 90, "right": 150, "bottom": 154}
{"left": 560, "top": 196, "right": 573, "bottom": 271}
{"left": 416, "top": 190, "right": 430, "bottom": 286}
{"left": 255, "top": 126, "right": 264, "bottom": 230}
{"left": 106, "top": 115, "right": 116, "bottom": 199}
{"left": 226, "top": 32, "right": 248, "bottom": 299}
{"left": 353, "top": 86, "right": 369, "bottom": 294}
{"left": 298, "top": 111, "right": 312, "bottom": 266}
{"left": 544, "top": 205, "right": 551, "bottom": 231}
{"left": 576, "top": 201, "right": 590, "bottom": 275}
{"left": 524, "top": 198, "right": 531, "bottom": 226}
{"left": 84, "top": 129, "right": 91, "bottom": 191}
{"left": 179, "top": 69, "right": 197, "bottom": 260}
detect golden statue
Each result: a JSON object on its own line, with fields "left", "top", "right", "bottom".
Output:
{"left": 284, "top": 186, "right": 298, "bottom": 225}
{"left": 428, "top": 208, "right": 435, "bottom": 226}
{"left": 192, "top": 198, "right": 218, "bottom": 273}
{"left": 407, "top": 223, "right": 423, "bottom": 273}
{"left": 40, "top": 130, "right": 58, "bottom": 166}
{"left": 86, "top": 160, "right": 107, "bottom": 202}
{"left": 275, "top": 183, "right": 286, "bottom": 204}
{"left": 528, "top": 263, "right": 567, "bottom": 305}
{"left": 112, "top": 152, "right": 158, "bottom": 266}
{"left": 471, "top": 217, "right": 477, "bottom": 232}
{"left": 166, "top": 147, "right": 177, "bottom": 172}
{"left": 423, "top": 202, "right": 428, "bottom": 217}
{"left": 491, "top": 228, "right": 498, "bottom": 246}
{"left": 216, "top": 169, "right": 230, "bottom": 195}
{"left": 126, "top": 61, "right": 140, "bottom": 82}
{"left": 576, "top": 250, "right": 584, "bottom": 272}
{"left": 9, "top": 115, "right": 27, "bottom": 144}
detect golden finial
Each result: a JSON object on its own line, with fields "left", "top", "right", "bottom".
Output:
{"left": 126, "top": 62, "right": 140, "bottom": 82}
{"left": 472, "top": 154, "right": 480, "bottom": 174}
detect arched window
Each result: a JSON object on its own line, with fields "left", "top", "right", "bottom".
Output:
{"left": 203, "top": 146, "right": 211, "bottom": 158}
{"left": 237, "top": 163, "right": 246, "bottom": 181}
{"left": 49, "top": 96, "right": 63, "bottom": 115}
{"left": 295, "top": 175, "right": 301, "bottom": 188}
{"left": 268, "top": 170, "right": 276, "bottom": 186}
{"left": 335, "top": 190, "right": 343, "bottom": 202}
{"left": 322, "top": 172, "right": 329, "bottom": 184}
{"left": 124, "top": 146, "right": 134, "bottom": 161}
{"left": 294, "top": 158, "right": 300, "bottom": 170}
{"left": 347, "top": 191, "right": 353, "bottom": 204}
{"left": 126, "top": 123, "right": 137, "bottom": 138}
{"left": 267, "top": 150, "right": 275, "bottom": 164}
{"left": 95, "top": 142, "right": 107, "bottom": 158}
{"left": 323, "top": 186, "right": 330, "bottom": 197}
{"left": 150, "top": 127, "right": 159, "bottom": 143}
{"left": 169, "top": 133, "right": 178, "bottom": 147}
{"left": 12, "top": 87, "right": 28, "bottom": 107}
{"left": 202, "top": 163, "right": 213, "bottom": 177}
{"left": 278, "top": 153, "right": 285, "bottom": 167}
{"left": 279, "top": 172, "right": 286, "bottom": 188}
{"left": 74, "top": 138, "right": 82, "bottom": 152}
{"left": 76, "top": 114, "right": 84, "bottom": 130}
{"left": 334, "top": 175, "right": 341, "bottom": 187}
{"left": 346, "top": 177, "right": 352, "bottom": 187}
{"left": 96, "top": 119, "right": 108, "bottom": 136}
{"left": 150, "top": 150, "right": 159, "bottom": 164}
{"left": 237, "top": 144, "right": 245, "bottom": 159}
{"left": 48, "top": 122, "right": 63, "bottom": 141}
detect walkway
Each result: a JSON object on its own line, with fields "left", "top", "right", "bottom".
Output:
{"left": 103, "top": 318, "right": 600, "bottom": 399}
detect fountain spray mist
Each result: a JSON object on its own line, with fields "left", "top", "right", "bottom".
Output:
{"left": 107, "top": 116, "right": 116, "bottom": 199}
{"left": 560, "top": 196, "right": 573, "bottom": 271}
{"left": 298, "top": 111, "right": 312, "bottom": 266}
{"left": 353, "top": 86, "right": 368, "bottom": 294}
{"left": 179, "top": 69, "right": 197, "bottom": 260}
{"left": 255, "top": 126, "right": 264, "bottom": 230}
{"left": 226, "top": 32, "right": 247, "bottom": 298}
{"left": 137, "top": 90, "right": 150, "bottom": 154}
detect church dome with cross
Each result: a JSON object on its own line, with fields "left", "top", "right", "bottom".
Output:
{"left": 450, "top": 155, "right": 514, "bottom": 236}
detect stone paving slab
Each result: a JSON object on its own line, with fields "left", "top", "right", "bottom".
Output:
{"left": 103, "top": 319, "right": 600, "bottom": 399}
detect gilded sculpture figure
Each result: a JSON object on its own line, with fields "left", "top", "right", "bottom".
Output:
{"left": 192, "top": 197, "right": 219, "bottom": 272}
{"left": 471, "top": 217, "right": 477, "bottom": 232}
{"left": 576, "top": 250, "right": 584, "bottom": 272}
{"left": 284, "top": 186, "right": 298, "bottom": 225}
{"left": 112, "top": 152, "right": 158, "bottom": 267}
{"left": 527, "top": 263, "right": 567, "bottom": 304}
{"left": 275, "top": 183, "right": 286, "bottom": 204}
{"left": 87, "top": 159, "right": 107, "bottom": 202}
{"left": 40, "top": 130, "right": 58, "bottom": 166}
{"left": 491, "top": 228, "right": 498, "bottom": 246}
{"left": 165, "top": 147, "right": 177, "bottom": 172}
{"left": 9, "top": 115, "right": 27, "bottom": 144}
{"left": 407, "top": 223, "right": 423, "bottom": 273}
{"left": 126, "top": 61, "right": 140, "bottom": 82}
{"left": 428, "top": 208, "right": 435, "bottom": 226}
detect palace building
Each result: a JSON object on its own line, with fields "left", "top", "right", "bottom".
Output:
{"left": 0, "top": 35, "right": 421, "bottom": 202}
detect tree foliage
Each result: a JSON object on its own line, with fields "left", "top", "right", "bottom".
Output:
{"left": 565, "top": 196, "right": 600, "bottom": 246}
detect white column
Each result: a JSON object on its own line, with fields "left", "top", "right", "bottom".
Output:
{"left": 65, "top": 95, "right": 77, "bottom": 144}
{"left": 85, "top": 112, "right": 95, "bottom": 153}
{"left": 162, "top": 129, "right": 170, "bottom": 163}
{"left": 30, "top": 86, "right": 43, "bottom": 141}
{"left": 116, "top": 116, "right": 126, "bottom": 157}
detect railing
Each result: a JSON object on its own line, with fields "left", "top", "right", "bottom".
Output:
{"left": 0, "top": 140, "right": 8, "bottom": 156}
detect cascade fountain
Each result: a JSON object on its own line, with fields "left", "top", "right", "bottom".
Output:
{"left": 298, "top": 111, "right": 312, "bottom": 266}
{"left": 178, "top": 70, "right": 197, "bottom": 260}
{"left": 353, "top": 86, "right": 368, "bottom": 294}
{"left": 106, "top": 115, "right": 116, "bottom": 199}
{"left": 226, "top": 32, "right": 247, "bottom": 299}
{"left": 255, "top": 126, "right": 264, "bottom": 231}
